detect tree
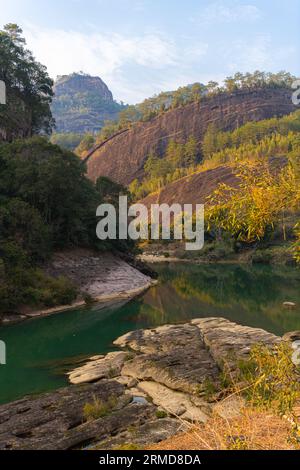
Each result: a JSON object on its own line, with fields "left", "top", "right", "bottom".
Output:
{"left": 0, "top": 24, "right": 54, "bottom": 135}
{"left": 206, "top": 161, "right": 299, "bottom": 244}
{"left": 165, "top": 139, "right": 185, "bottom": 168}
{"left": 202, "top": 124, "right": 218, "bottom": 159}
{"left": 75, "top": 134, "right": 95, "bottom": 156}
{"left": 183, "top": 136, "right": 198, "bottom": 166}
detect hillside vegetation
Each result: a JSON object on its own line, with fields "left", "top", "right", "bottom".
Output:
{"left": 131, "top": 110, "right": 300, "bottom": 199}
{"left": 0, "top": 137, "right": 132, "bottom": 314}
{"left": 0, "top": 26, "right": 133, "bottom": 315}
{"left": 94, "top": 71, "right": 295, "bottom": 145}
{"left": 136, "top": 111, "right": 300, "bottom": 264}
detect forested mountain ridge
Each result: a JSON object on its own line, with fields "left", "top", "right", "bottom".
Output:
{"left": 86, "top": 86, "right": 297, "bottom": 185}
{"left": 51, "top": 73, "right": 126, "bottom": 134}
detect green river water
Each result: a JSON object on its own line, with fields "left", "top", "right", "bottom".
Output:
{"left": 0, "top": 263, "right": 299, "bottom": 405}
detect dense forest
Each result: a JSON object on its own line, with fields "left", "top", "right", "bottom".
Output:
{"left": 0, "top": 25, "right": 131, "bottom": 314}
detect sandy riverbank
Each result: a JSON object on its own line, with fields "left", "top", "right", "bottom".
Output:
{"left": 0, "top": 250, "right": 155, "bottom": 326}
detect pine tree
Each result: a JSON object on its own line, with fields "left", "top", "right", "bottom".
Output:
{"left": 184, "top": 136, "right": 198, "bottom": 167}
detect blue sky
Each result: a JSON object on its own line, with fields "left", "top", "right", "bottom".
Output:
{"left": 1, "top": 0, "right": 299, "bottom": 103}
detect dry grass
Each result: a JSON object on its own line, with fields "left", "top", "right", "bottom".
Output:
{"left": 148, "top": 407, "right": 300, "bottom": 451}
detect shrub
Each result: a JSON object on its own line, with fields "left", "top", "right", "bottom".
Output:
{"left": 83, "top": 395, "right": 117, "bottom": 421}
{"left": 82, "top": 292, "right": 95, "bottom": 306}
{"left": 156, "top": 409, "right": 168, "bottom": 419}
{"left": 236, "top": 343, "right": 300, "bottom": 417}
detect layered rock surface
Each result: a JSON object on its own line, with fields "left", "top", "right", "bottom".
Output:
{"left": 0, "top": 318, "right": 282, "bottom": 450}
{"left": 86, "top": 88, "right": 298, "bottom": 185}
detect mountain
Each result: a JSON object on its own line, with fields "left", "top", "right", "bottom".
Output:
{"left": 138, "top": 156, "right": 287, "bottom": 210}
{"left": 85, "top": 87, "right": 297, "bottom": 186}
{"left": 51, "top": 73, "right": 125, "bottom": 134}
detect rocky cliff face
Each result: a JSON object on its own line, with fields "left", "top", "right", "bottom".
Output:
{"left": 86, "top": 87, "right": 297, "bottom": 185}
{"left": 52, "top": 73, "right": 124, "bottom": 134}
{"left": 138, "top": 156, "right": 287, "bottom": 209}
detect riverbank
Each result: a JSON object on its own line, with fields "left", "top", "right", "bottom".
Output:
{"left": 138, "top": 241, "right": 298, "bottom": 266}
{"left": 0, "top": 317, "right": 298, "bottom": 450}
{"left": 0, "top": 250, "right": 155, "bottom": 326}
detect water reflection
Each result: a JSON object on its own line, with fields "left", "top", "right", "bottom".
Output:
{"left": 0, "top": 263, "right": 299, "bottom": 404}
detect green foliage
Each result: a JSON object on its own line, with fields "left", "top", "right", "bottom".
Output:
{"left": 130, "top": 137, "right": 199, "bottom": 200}
{"left": 131, "top": 110, "right": 300, "bottom": 202}
{"left": 206, "top": 161, "right": 300, "bottom": 244}
{"left": 98, "top": 71, "right": 295, "bottom": 145}
{"left": 0, "top": 261, "right": 77, "bottom": 312}
{"left": 155, "top": 409, "right": 168, "bottom": 419}
{"left": 96, "top": 176, "right": 128, "bottom": 203}
{"left": 293, "top": 223, "right": 300, "bottom": 264}
{"left": 0, "top": 24, "right": 54, "bottom": 135}
{"left": 202, "top": 110, "right": 300, "bottom": 159}
{"left": 50, "top": 133, "right": 84, "bottom": 151}
{"left": 114, "top": 443, "right": 142, "bottom": 451}
{"left": 75, "top": 134, "right": 95, "bottom": 156}
{"left": 0, "top": 137, "right": 134, "bottom": 314}
{"left": 82, "top": 292, "right": 95, "bottom": 306}
{"left": 0, "top": 137, "right": 98, "bottom": 248}
{"left": 83, "top": 395, "right": 117, "bottom": 421}
{"left": 237, "top": 343, "right": 300, "bottom": 417}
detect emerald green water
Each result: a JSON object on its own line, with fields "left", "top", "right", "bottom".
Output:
{"left": 0, "top": 263, "right": 299, "bottom": 405}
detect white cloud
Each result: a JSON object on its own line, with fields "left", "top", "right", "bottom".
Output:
{"left": 23, "top": 24, "right": 177, "bottom": 102}
{"left": 195, "top": 1, "right": 261, "bottom": 24}
{"left": 184, "top": 43, "right": 209, "bottom": 59}
{"left": 223, "top": 35, "right": 275, "bottom": 72}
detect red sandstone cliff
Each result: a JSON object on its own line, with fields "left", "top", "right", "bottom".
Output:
{"left": 86, "top": 88, "right": 297, "bottom": 186}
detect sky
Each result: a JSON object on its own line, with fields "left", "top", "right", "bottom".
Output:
{"left": 0, "top": 0, "right": 299, "bottom": 103}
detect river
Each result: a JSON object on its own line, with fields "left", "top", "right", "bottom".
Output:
{"left": 0, "top": 263, "right": 299, "bottom": 405}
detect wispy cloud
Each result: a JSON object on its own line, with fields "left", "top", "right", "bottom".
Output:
{"left": 224, "top": 35, "right": 272, "bottom": 72}
{"left": 194, "top": 1, "right": 262, "bottom": 24}
{"left": 222, "top": 34, "right": 296, "bottom": 73}
{"left": 23, "top": 25, "right": 178, "bottom": 101}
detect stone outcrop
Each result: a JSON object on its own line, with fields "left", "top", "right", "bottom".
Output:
{"left": 0, "top": 317, "right": 283, "bottom": 450}
{"left": 86, "top": 88, "right": 298, "bottom": 185}
{"left": 45, "top": 249, "right": 153, "bottom": 300}
{"left": 0, "top": 380, "right": 179, "bottom": 450}
{"left": 139, "top": 165, "right": 238, "bottom": 208}
{"left": 52, "top": 73, "right": 124, "bottom": 134}
{"left": 0, "top": 250, "right": 154, "bottom": 326}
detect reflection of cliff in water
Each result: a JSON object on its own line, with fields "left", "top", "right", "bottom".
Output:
{"left": 137, "top": 264, "right": 300, "bottom": 335}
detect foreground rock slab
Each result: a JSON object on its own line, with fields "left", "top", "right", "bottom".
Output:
{"left": 0, "top": 380, "right": 180, "bottom": 450}
{"left": 0, "top": 317, "right": 282, "bottom": 450}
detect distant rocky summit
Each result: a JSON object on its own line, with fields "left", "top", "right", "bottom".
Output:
{"left": 51, "top": 73, "right": 125, "bottom": 134}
